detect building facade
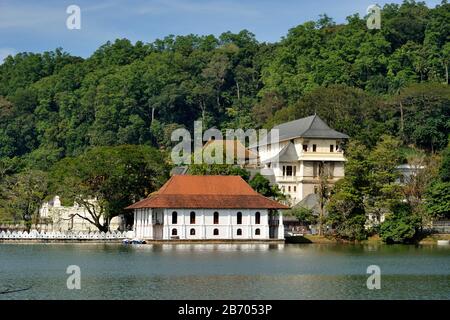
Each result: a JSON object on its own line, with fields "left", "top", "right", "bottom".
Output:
{"left": 252, "top": 115, "right": 349, "bottom": 205}
{"left": 127, "top": 175, "right": 288, "bottom": 240}
{"left": 39, "top": 196, "right": 123, "bottom": 232}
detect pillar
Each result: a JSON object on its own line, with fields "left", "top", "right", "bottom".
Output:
{"left": 277, "top": 211, "right": 284, "bottom": 240}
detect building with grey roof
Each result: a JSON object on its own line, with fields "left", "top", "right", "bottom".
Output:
{"left": 251, "top": 115, "right": 349, "bottom": 205}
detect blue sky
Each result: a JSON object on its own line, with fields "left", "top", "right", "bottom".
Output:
{"left": 0, "top": 0, "right": 443, "bottom": 62}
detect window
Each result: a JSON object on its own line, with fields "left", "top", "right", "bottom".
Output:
{"left": 255, "top": 212, "right": 260, "bottom": 224}
{"left": 288, "top": 186, "right": 291, "bottom": 192}
{"left": 172, "top": 211, "right": 177, "bottom": 224}
{"left": 171, "top": 228, "right": 177, "bottom": 236}
{"left": 313, "top": 144, "right": 317, "bottom": 152}
{"left": 213, "top": 228, "right": 219, "bottom": 236}
{"left": 282, "top": 166, "right": 286, "bottom": 176}
{"left": 237, "top": 228, "right": 242, "bottom": 236}
{"left": 330, "top": 145, "right": 334, "bottom": 152}
{"left": 190, "top": 228, "right": 196, "bottom": 235}
{"left": 213, "top": 212, "right": 219, "bottom": 224}
{"left": 303, "top": 144, "right": 308, "bottom": 152}
{"left": 286, "top": 166, "right": 293, "bottom": 176}
{"left": 190, "top": 211, "right": 196, "bottom": 224}
{"left": 255, "top": 228, "right": 260, "bottom": 236}
{"left": 294, "top": 186, "right": 297, "bottom": 192}
{"left": 237, "top": 212, "right": 242, "bottom": 225}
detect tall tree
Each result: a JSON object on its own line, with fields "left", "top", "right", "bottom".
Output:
{"left": 50, "top": 145, "right": 169, "bottom": 232}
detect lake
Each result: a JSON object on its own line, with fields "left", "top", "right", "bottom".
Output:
{"left": 0, "top": 243, "right": 449, "bottom": 299}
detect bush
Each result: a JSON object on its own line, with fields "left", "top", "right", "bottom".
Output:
{"left": 380, "top": 203, "right": 421, "bottom": 244}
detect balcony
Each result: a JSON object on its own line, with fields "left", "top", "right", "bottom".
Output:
{"left": 298, "top": 151, "right": 346, "bottom": 162}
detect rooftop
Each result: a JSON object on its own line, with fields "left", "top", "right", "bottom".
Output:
{"left": 126, "top": 175, "right": 288, "bottom": 210}
{"left": 202, "top": 139, "right": 258, "bottom": 161}
{"left": 256, "top": 115, "right": 349, "bottom": 146}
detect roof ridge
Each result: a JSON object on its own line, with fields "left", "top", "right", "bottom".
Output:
{"left": 156, "top": 175, "right": 176, "bottom": 194}
{"left": 305, "top": 114, "right": 317, "bottom": 132}
{"left": 273, "top": 115, "right": 315, "bottom": 129}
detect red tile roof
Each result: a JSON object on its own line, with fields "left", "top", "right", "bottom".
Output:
{"left": 126, "top": 175, "right": 288, "bottom": 210}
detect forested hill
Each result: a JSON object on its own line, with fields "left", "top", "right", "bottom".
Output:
{"left": 0, "top": 1, "right": 449, "bottom": 172}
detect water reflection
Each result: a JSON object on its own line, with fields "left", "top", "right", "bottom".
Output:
{"left": 130, "top": 243, "right": 285, "bottom": 252}
{"left": 0, "top": 243, "right": 449, "bottom": 300}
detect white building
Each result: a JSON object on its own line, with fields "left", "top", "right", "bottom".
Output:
{"left": 39, "top": 196, "right": 122, "bottom": 232}
{"left": 126, "top": 175, "right": 288, "bottom": 240}
{"left": 396, "top": 164, "right": 425, "bottom": 184}
{"left": 251, "top": 115, "right": 349, "bottom": 205}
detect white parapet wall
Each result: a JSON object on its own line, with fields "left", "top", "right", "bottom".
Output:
{"left": 0, "top": 230, "right": 128, "bottom": 240}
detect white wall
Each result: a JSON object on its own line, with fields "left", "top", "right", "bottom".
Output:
{"left": 134, "top": 208, "right": 272, "bottom": 240}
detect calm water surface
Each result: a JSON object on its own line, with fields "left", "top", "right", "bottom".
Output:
{"left": 0, "top": 243, "right": 449, "bottom": 299}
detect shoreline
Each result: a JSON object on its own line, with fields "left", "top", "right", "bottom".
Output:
{"left": 285, "top": 234, "right": 450, "bottom": 245}
{"left": 1, "top": 235, "right": 449, "bottom": 245}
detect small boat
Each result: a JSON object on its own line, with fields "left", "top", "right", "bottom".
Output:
{"left": 123, "top": 238, "right": 146, "bottom": 245}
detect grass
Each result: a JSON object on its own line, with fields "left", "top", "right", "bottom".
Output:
{"left": 418, "top": 234, "right": 450, "bottom": 244}
{"left": 292, "top": 233, "right": 450, "bottom": 245}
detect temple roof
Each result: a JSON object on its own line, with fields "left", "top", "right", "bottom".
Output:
{"left": 126, "top": 175, "right": 288, "bottom": 210}
{"left": 262, "top": 141, "right": 299, "bottom": 163}
{"left": 256, "top": 115, "right": 349, "bottom": 146}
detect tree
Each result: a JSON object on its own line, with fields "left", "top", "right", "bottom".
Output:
{"left": 286, "top": 207, "right": 317, "bottom": 226}
{"left": 394, "top": 83, "right": 450, "bottom": 152}
{"left": 401, "top": 151, "right": 440, "bottom": 229}
{"left": 364, "top": 135, "right": 403, "bottom": 224}
{"left": 249, "top": 173, "right": 285, "bottom": 200}
{"left": 379, "top": 202, "right": 421, "bottom": 244}
{"left": 425, "top": 181, "right": 450, "bottom": 219}
{"left": 316, "top": 168, "right": 331, "bottom": 236}
{"left": 438, "top": 144, "right": 450, "bottom": 182}
{"left": 188, "top": 164, "right": 251, "bottom": 181}
{"left": 425, "top": 144, "right": 450, "bottom": 219}
{"left": 50, "top": 145, "right": 169, "bottom": 232}
{"left": 327, "top": 141, "right": 369, "bottom": 240}
{"left": 1, "top": 170, "right": 49, "bottom": 229}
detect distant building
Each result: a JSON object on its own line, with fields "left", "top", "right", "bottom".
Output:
{"left": 396, "top": 164, "right": 425, "bottom": 184}
{"left": 366, "top": 163, "right": 426, "bottom": 227}
{"left": 39, "top": 196, "right": 123, "bottom": 232}
{"left": 126, "top": 175, "right": 288, "bottom": 240}
{"left": 202, "top": 139, "right": 259, "bottom": 167}
{"left": 251, "top": 115, "right": 349, "bottom": 205}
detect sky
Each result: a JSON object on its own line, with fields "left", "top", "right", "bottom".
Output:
{"left": 0, "top": 0, "right": 444, "bottom": 62}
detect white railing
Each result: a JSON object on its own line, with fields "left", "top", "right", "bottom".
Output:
{"left": 0, "top": 230, "right": 131, "bottom": 240}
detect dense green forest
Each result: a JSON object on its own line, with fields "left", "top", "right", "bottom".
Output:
{"left": 0, "top": 1, "right": 449, "bottom": 241}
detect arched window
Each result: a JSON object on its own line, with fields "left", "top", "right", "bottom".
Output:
{"left": 237, "top": 228, "right": 242, "bottom": 236}
{"left": 237, "top": 212, "right": 242, "bottom": 225}
{"left": 255, "top": 228, "right": 260, "bottom": 235}
{"left": 213, "top": 212, "right": 219, "bottom": 224}
{"left": 172, "top": 211, "right": 177, "bottom": 224}
{"left": 190, "top": 211, "right": 196, "bottom": 224}
{"left": 255, "top": 212, "right": 260, "bottom": 224}
{"left": 171, "top": 228, "right": 177, "bottom": 236}
{"left": 190, "top": 228, "right": 196, "bottom": 235}
{"left": 213, "top": 228, "right": 219, "bottom": 236}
